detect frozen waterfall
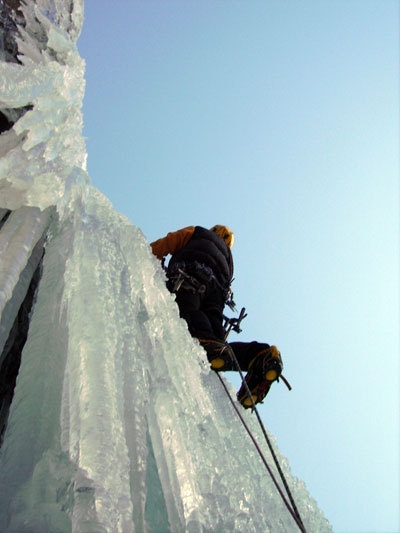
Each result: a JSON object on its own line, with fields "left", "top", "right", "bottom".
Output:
{"left": 0, "top": 1, "right": 332, "bottom": 531}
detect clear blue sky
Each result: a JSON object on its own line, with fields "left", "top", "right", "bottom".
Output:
{"left": 78, "top": 2, "right": 399, "bottom": 532}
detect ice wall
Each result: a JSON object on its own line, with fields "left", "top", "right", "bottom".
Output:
{"left": 0, "top": 2, "right": 332, "bottom": 532}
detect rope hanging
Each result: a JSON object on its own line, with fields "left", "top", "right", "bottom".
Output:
{"left": 215, "top": 372, "right": 306, "bottom": 532}
{"left": 215, "top": 368, "right": 306, "bottom": 532}
{"left": 221, "top": 310, "right": 306, "bottom": 532}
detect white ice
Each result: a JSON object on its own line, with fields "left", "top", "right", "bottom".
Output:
{"left": 0, "top": 2, "right": 332, "bottom": 532}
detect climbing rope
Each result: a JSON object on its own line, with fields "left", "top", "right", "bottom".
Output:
{"left": 220, "top": 310, "right": 307, "bottom": 533}
{"left": 215, "top": 372, "right": 306, "bottom": 532}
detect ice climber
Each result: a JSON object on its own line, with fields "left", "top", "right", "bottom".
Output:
{"left": 150, "top": 224, "right": 283, "bottom": 408}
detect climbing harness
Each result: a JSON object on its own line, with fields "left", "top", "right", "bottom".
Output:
{"left": 167, "top": 261, "right": 236, "bottom": 309}
{"left": 170, "top": 267, "right": 206, "bottom": 294}
{"left": 217, "top": 308, "right": 306, "bottom": 533}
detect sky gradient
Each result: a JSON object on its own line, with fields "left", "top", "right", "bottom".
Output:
{"left": 78, "top": 2, "right": 399, "bottom": 531}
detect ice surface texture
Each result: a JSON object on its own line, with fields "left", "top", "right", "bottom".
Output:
{"left": 0, "top": 2, "right": 332, "bottom": 532}
{"left": 0, "top": 0, "right": 87, "bottom": 214}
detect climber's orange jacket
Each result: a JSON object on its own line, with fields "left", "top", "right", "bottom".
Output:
{"left": 150, "top": 226, "right": 195, "bottom": 261}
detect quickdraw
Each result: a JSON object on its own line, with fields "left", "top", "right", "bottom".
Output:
{"left": 223, "top": 306, "right": 248, "bottom": 337}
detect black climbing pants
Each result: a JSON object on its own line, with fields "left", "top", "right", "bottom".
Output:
{"left": 228, "top": 341, "right": 271, "bottom": 371}
{"left": 174, "top": 281, "right": 226, "bottom": 342}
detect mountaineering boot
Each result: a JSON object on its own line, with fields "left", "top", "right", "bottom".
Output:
{"left": 198, "top": 339, "right": 234, "bottom": 371}
{"left": 237, "top": 345, "right": 283, "bottom": 409}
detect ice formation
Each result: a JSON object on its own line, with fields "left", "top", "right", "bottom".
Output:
{"left": 0, "top": 2, "right": 332, "bottom": 531}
